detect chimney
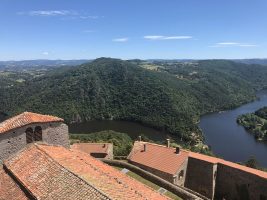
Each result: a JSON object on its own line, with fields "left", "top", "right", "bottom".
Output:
{"left": 143, "top": 144, "right": 147, "bottom": 152}
{"left": 175, "top": 147, "right": 180, "bottom": 154}
{"left": 103, "top": 144, "right": 106, "bottom": 148}
{"left": 138, "top": 135, "right": 142, "bottom": 142}
{"left": 166, "top": 139, "right": 170, "bottom": 148}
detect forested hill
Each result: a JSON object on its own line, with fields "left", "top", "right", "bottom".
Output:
{"left": 1, "top": 58, "right": 267, "bottom": 144}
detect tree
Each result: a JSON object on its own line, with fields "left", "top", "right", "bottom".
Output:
{"left": 245, "top": 156, "right": 258, "bottom": 169}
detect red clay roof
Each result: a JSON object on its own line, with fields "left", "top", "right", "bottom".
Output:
{"left": 0, "top": 112, "right": 63, "bottom": 134}
{"left": 71, "top": 143, "right": 111, "bottom": 154}
{"left": 189, "top": 152, "right": 267, "bottom": 179}
{"left": 4, "top": 144, "right": 109, "bottom": 200}
{"left": 4, "top": 144, "right": 170, "bottom": 200}
{"left": 188, "top": 151, "right": 220, "bottom": 164}
{"left": 40, "top": 144, "right": 170, "bottom": 200}
{"left": 129, "top": 142, "right": 267, "bottom": 180}
{"left": 128, "top": 141, "right": 189, "bottom": 175}
{"left": 0, "top": 167, "right": 28, "bottom": 200}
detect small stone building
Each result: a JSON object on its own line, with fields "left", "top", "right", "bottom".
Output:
{"left": 71, "top": 143, "right": 113, "bottom": 159}
{"left": 0, "top": 112, "right": 69, "bottom": 161}
{"left": 127, "top": 141, "right": 188, "bottom": 186}
{"left": 128, "top": 141, "right": 267, "bottom": 200}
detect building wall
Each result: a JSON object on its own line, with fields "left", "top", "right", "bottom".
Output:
{"left": 185, "top": 157, "right": 217, "bottom": 200}
{"left": 0, "top": 122, "right": 69, "bottom": 161}
{"left": 41, "top": 122, "right": 69, "bottom": 148}
{"left": 129, "top": 160, "right": 174, "bottom": 183}
{"left": 173, "top": 158, "right": 188, "bottom": 186}
{"left": 106, "top": 144, "right": 113, "bottom": 160}
{"left": 0, "top": 130, "right": 26, "bottom": 162}
{"left": 215, "top": 163, "right": 267, "bottom": 200}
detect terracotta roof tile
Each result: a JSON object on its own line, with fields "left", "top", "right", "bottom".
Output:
{"left": 0, "top": 167, "right": 28, "bottom": 200}
{"left": 188, "top": 151, "right": 220, "bottom": 164}
{"left": 39, "top": 144, "right": 170, "bottom": 200}
{"left": 188, "top": 152, "right": 267, "bottom": 179}
{"left": 71, "top": 143, "right": 111, "bottom": 154}
{"left": 128, "top": 142, "right": 189, "bottom": 175}
{"left": 129, "top": 142, "right": 267, "bottom": 180}
{"left": 0, "top": 112, "right": 63, "bottom": 134}
{"left": 4, "top": 144, "right": 170, "bottom": 200}
{"left": 4, "top": 144, "right": 110, "bottom": 200}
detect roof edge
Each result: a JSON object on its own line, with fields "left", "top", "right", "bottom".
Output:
{"left": 35, "top": 144, "right": 112, "bottom": 200}
{"left": 2, "top": 163, "right": 37, "bottom": 199}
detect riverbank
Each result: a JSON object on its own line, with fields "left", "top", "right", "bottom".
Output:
{"left": 199, "top": 90, "right": 267, "bottom": 168}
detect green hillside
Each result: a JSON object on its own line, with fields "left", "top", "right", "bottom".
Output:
{"left": 1, "top": 58, "right": 267, "bottom": 145}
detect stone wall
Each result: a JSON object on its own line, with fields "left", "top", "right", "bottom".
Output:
{"left": 103, "top": 159, "right": 205, "bottom": 200}
{"left": 173, "top": 158, "right": 188, "bottom": 186}
{"left": 41, "top": 122, "right": 69, "bottom": 148}
{"left": 185, "top": 157, "right": 217, "bottom": 199}
{"left": 106, "top": 144, "right": 113, "bottom": 160}
{"left": 215, "top": 163, "right": 267, "bottom": 200}
{"left": 0, "top": 130, "right": 26, "bottom": 162}
{"left": 129, "top": 160, "right": 174, "bottom": 183}
{"left": 0, "top": 122, "right": 69, "bottom": 161}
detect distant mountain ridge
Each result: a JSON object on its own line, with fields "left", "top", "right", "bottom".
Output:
{"left": 1, "top": 58, "right": 267, "bottom": 147}
{"left": 232, "top": 59, "right": 267, "bottom": 65}
{"left": 1, "top": 58, "right": 267, "bottom": 71}
{"left": 0, "top": 59, "right": 90, "bottom": 70}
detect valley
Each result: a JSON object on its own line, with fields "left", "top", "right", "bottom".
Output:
{"left": 1, "top": 58, "right": 267, "bottom": 155}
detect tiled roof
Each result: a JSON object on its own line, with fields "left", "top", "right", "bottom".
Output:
{"left": 71, "top": 143, "right": 111, "bottom": 154}
{"left": 128, "top": 141, "right": 189, "bottom": 175}
{"left": 4, "top": 144, "right": 110, "bottom": 200}
{"left": 189, "top": 152, "right": 267, "bottom": 179}
{"left": 129, "top": 142, "right": 267, "bottom": 180}
{"left": 188, "top": 151, "right": 220, "bottom": 164}
{"left": 0, "top": 112, "right": 63, "bottom": 134}
{"left": 40, "top": 144, "right": 170, "bottom": 200}
{"left": 4, "top": 144, "right": 170, "bottom": 200}
{"left": 0, "top": 167, "right": 28, "bottom": 200}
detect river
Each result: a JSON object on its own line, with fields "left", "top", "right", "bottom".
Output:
{"left": 200, "top": 90, "right": 267, "bottom": 167}
{"left": 69, "top": 91, "right": 267, "bottom": 167}
{"left": 69, "top": 120, "right": 171, "bottom": 142}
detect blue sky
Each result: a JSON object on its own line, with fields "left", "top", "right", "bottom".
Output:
{"left": 1, "top": 0, "right": 267, "bottom": 60}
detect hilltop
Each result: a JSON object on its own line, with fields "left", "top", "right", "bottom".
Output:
{"left": 1, "top": 58, "right": 267, "bottom": 146}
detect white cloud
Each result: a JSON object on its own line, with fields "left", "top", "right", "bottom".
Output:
{"left": 238, "top": 44, "right": 258, "bottom": 47}
{"left": 210, "top": 42, "right": 258, "bottom": 48}
{"left": 42, "top": 52, "right": 49, "bottom": 55}
{"left": 79, "top": 16, "right": 100, "bottom": 19}
{"left": 28, "top": 10, "right": 75, "bottom": 16}
{"left": 18, "top": 10, "right": 102, "bottom": 20}
{"left": 144, "top": 35, "right": 192, "bottom": 40}
{"left": 216, "top": 42, "right": 239, "bottom": 45}
{"left": 112, "top": 38, "right": 129, "bottom": 42}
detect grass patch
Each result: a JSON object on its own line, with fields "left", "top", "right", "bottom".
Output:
{"left": 113, "top": 166, "right": 182, "bottom": 200}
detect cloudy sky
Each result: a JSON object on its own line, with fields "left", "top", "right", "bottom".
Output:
{"left": 0, "top": 0, "right": 267, "bottom": 60}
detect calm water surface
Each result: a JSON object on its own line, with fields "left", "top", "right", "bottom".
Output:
{"left": 200, "top": 90, "right": 267, "bottom": 167}
{"left": 70, "top": 91, "right": 267, "bottom": 167}
{"left": 69, "top": 120, "right": 171, "bottom": 142}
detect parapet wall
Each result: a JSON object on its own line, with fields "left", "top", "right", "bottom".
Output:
{"left": 103, "top": 159, "right": 206, "bottom": 200}
{"left": 215, "top": 163, "right": 267, "bottom": 200}
{"left": 185, "top": 157, "right": 217, "bottom": 200}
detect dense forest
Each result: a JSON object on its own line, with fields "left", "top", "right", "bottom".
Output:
{"left": 237, "top": 107, "right": 267, "bottom": 141}
{"left": 1, "top": 58, "right": 267, "bottom": 147}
